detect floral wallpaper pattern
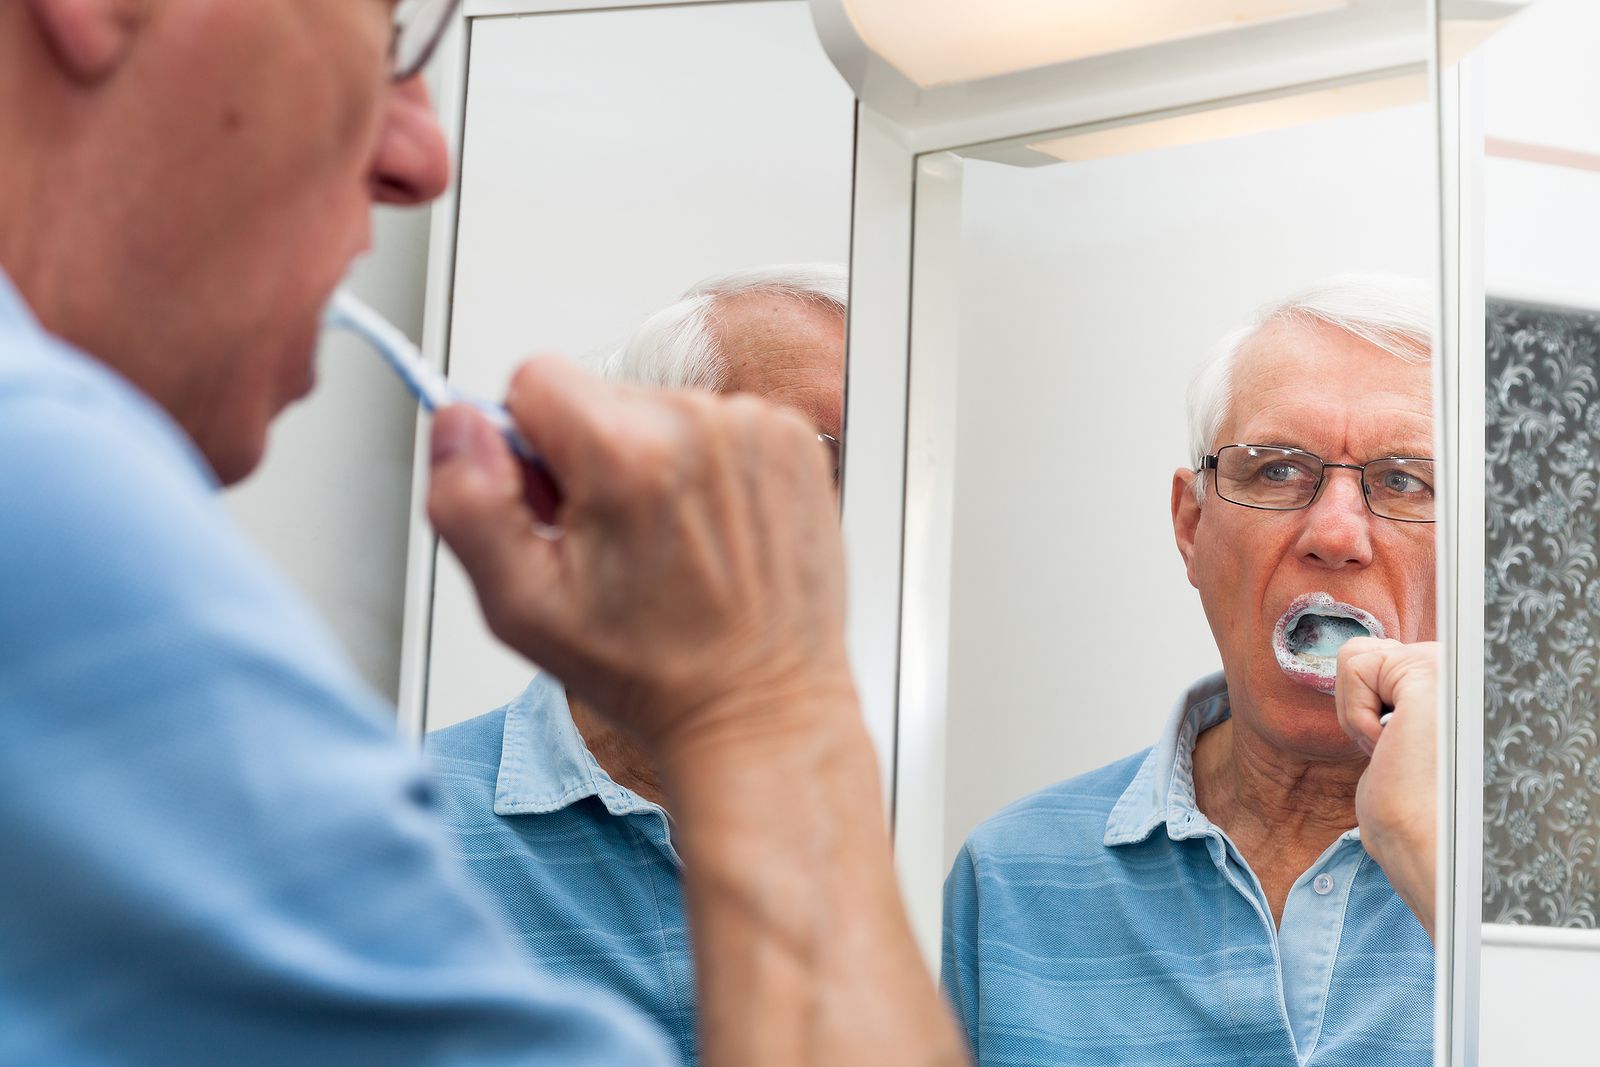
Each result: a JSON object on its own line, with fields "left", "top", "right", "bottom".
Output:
{"left": 1484, "top": 298, "right": 1600, "bottom": 927}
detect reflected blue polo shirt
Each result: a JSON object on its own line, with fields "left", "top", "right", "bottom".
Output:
{"left": 427, "top": 676, "right": 696, "bottom": 1066}
{"left": 942, "top": 673, "right": 1434, "bottom": 1067}
{"left": 0, "top": 268, "right": 675, "bottom": 1066}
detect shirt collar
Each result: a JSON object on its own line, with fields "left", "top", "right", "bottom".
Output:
{"left": 492, "top": 673, "right": 664, "bottom": 821}
{"left": 0, "top": 266, "right": 39, "bottom": 335}
{"left": 1104, "top": 671, "right": 1233, "bottom": 847}
{"left": 0, "top": 264, "right": 223, "bottom": 489}
{"left": 1103, "top": 672, "right": 1364, "bottom": 850}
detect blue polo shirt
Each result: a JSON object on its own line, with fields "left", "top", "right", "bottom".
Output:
{"left": 942, "top": 673, "right": 1434, "bottom": 1066}
{"left": 0, "top": 268, "right": 675, "bottom": 1066}
{"left": 427, "top": 676, "right": 696, "bottom": 1066}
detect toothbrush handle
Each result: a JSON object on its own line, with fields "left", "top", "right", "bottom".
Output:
{"left": 463, "top": 399, "right": 563, "bottom": 527}
{"left": 516, "top": 447, "right": 563, "bottom": 528}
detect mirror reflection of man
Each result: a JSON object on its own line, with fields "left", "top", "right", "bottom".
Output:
{"left": 943, "top": 276, "right": 1439, "bottom": 1066}
{"left": 427, "top": 264, "right": 847, "bottom": 1067}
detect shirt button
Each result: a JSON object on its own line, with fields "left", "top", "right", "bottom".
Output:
{"left": 1313, "top": 873, "right": 1336, "bottom": 895}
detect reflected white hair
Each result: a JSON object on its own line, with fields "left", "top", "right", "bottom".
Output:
{"left": 1186, "top": 273, "right": 1434, "bottom": 500}
{"left": 593, "top": 263, "right": 848, "bottom": 389}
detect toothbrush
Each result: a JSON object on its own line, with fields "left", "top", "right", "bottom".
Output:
{"left": 324, "top": 288, "right": 562, "bottom": 524}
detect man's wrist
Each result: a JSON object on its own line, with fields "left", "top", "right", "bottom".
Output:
{"left": 1367, "top": 822, "right": 1438, "bottom": 939}
{"left": 649, "top": 669, "right": 866, "bottom": 783}
{"left": 654, "top": 676, "right": 882, "bottom": 925}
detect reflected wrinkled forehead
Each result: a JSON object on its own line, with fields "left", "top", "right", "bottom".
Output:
{"left": 1223, "top": 318, "right": 1433, "bottom": 456}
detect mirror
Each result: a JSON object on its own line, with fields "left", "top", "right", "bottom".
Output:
{"left": 1476, "top": 0, "right": 1600, "bottom": 1059}
{"left": 408, "top": 4, "right": 856, "bottom": 1064}
{"left": 417, "top": 0, "right": 857, "bottom": 730}
{"left": 900, "top": 67, "right": 1443, "bottom": 1064}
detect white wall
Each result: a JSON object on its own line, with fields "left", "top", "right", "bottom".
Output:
{"left": 940, "top": 103, "right": 1439, "bottom": 864}
{"left": 1476, "top": 1, "right": 1600, "bottom": 1061}
{"left": 423, "top": 1, "right": 856, "bottom": 729}
{"left": 1480, "top": 0, "right": 1600, "bottom": 303}
{"left": 227, "top": 205, "right": 431, "bottom": 703}
{"left": 1479, "top": 930, "right": 1600, "bottom": 1065}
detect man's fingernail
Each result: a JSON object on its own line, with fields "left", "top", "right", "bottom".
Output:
{"left": 431, "top": 413, "right": 472, "bottom": 465}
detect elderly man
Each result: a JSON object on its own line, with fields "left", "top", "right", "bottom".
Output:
{"left": 426, "top": 263, "right": 847, "bottom": 1066}
{"left": 942, "top": 276, "right": 1439, "bottom": 1066}
{"left": 0, "top": 3, "right": 960, "bottom": 1065}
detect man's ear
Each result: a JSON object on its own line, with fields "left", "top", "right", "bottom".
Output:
{"left": 25, "top": 0, "right": 147, "bottom": 84}
{"left": 1172, "top": 468, "right": 1202, "bottom": 590}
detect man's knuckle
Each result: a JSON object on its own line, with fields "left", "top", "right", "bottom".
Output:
{"left": 721, "top": 393, "right": 774, "bottom": 432}
{"left": 666, "top": 389, "right": 718, "bottom": 424}
{"left": 627, "top": 439, "right": 682, "bottom": 497}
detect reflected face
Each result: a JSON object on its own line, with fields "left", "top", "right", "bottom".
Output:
{"left": 713, "top": 293, "right": 846, "bottom": 441}
{"left": 67, "top": 1, "right": 450, "bottom": 484}
{"left": 1174, "top": 318, "right": 1436, "bottom": 759}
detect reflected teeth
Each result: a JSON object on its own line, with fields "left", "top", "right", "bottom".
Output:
{"left": 1286, "top": 613, "right": 1373, "bottom": 659}
{"left": 1272, "top": 594, "right": 1386, "bottom": 693}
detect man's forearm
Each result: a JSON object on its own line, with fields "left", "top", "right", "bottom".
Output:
{"left": 660, "top": 693, "right": 968, "bottom": 1067}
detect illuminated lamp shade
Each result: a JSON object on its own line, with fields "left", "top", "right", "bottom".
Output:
{"left": 1029, "top": 71, "right": 1426, "bottom": 163}
{"left": 1015, "top": 0, "right": 1532, "bottom": 163}
{"left": 834, "top": 0, "right": 1353, "bottom": 89}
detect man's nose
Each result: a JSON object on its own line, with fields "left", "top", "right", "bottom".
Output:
{"left": 370, "top": 76, "right": 451, "bottom": 206}
{"left": 1293, "top": 467, "right": 1375, "bottom": 570}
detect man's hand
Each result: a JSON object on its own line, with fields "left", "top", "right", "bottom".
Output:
{"left": 1334, "top": 637, "right": 1440, "bottom": 940}
{"left": 426, "top": 354, "right": 855, "bottom": 760}
{"left": 426, "top": 355, "right": 966, "bottom": 1067}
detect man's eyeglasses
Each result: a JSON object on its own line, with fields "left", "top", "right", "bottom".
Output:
{"left": 1201, "top": 444, "right": 1435, "bottom": 523}
{"left": 818, "top": 433, "right": 842, "bottom": 486}
{"left": 390, "top": 0, "right": 464, "bottom": 83}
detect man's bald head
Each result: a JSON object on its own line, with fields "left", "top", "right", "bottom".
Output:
{"left": 596, "top": 264, "right": 847, "bottom": 442}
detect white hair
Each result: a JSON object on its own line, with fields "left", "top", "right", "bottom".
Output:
{"left": 1186, "top": 273, "right": 1435, "bottom": 500}
{"left": 592, "top": 263, "right": 848, "bottom": 390}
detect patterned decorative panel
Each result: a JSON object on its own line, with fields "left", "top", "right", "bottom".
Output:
{"left": 1484, "top": 298, "right": 1600, "bottom": 927}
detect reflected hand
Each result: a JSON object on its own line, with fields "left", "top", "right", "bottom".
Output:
{"left": 1335, "top": 637, "right": 1439, "bottom": 940}
{"left": 425, "top": 354, "right": 856, "bottom": 762}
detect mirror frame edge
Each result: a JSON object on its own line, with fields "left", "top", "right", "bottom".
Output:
{"left": 839, "top": 104, "right": 919, "bottom": 814}
{"left": 399, "top": 11, "right": 473, "bottom": 745}
{"left": 1436, "top": 31, "right": 1488, "bottom": 1067}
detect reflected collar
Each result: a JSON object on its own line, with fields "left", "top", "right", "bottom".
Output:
{"left": 1103, "top": 671, "right": 1231, "bottom": 847}
{"left": 492, "top": 672, "right": 664, "bottom": 821}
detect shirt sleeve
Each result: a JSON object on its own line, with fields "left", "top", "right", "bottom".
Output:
{"left": 941, "top": 844, "right": 982, "bottom": 1060}
{"left": 0, "top": 385, "right": 678, "bottom": 1066}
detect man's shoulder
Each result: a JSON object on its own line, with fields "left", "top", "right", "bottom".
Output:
{"left": 962, "top": 749, "right": 1150, "bottom": 860}
{"left": 0, "top": 327, "right": 371, "bottom": 703}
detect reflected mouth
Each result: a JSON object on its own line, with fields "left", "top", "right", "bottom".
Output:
{"left": 1271, "top": 592, "right": 1386, "bottom": 694}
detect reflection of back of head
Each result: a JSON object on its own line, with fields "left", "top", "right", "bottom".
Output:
{"left": 571, "top": 263, "right": 851, "bottom": 809}
{"left": 590, "top": 263, "right": 849, "bottom": 391}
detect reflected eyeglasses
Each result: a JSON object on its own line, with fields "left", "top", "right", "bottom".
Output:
{"left": 1201, "top": 444, "right": 1435, "bottom": 523}
{"left": 390, "top": 0, "right": 464, "bottom": 83}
